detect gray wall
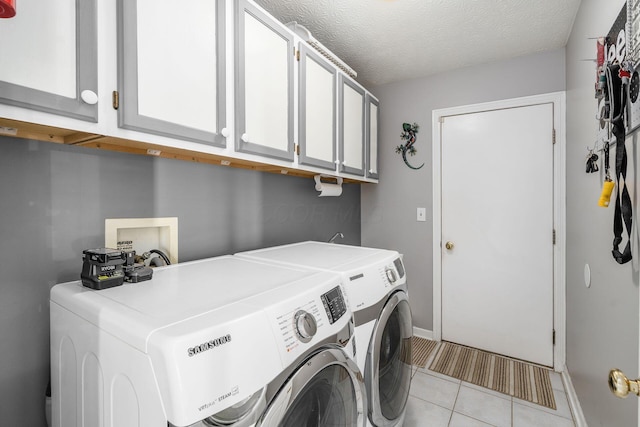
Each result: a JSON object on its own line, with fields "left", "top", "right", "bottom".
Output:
{"left": 361, "top": 49, "right": 566, "bottom": 331}
{"left": 566, "top": 0, "right": 639, "bottom": 425}
{"left": 0, "top": 136, "right": 360, "bottom": 427}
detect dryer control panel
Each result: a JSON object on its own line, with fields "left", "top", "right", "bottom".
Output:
{"left": 321, "top": 286, "right": 347, "bottom": 324}
{"left": 393, "top": 257, "right": 405, "bottom": 279}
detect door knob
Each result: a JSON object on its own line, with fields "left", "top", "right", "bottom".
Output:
{"left": 609, "top": 369, "right": 640, "bottom": 398}
{"left": 445, "top": 241, "right": 454, "bottom": 250}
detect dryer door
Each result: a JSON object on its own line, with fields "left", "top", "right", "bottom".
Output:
{"left": 366, "top": 291, "right": 413, "bottom": 427}
{"left": 259, "top": 347, "right": 366, "bottom": 427}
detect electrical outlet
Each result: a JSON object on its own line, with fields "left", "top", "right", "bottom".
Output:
{"left": 417, "top": 207, "right": 426, "bottom": 222}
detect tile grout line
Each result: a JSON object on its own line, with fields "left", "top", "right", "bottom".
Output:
{"left": 447, "top": 380, "right": 462, "bottom": 427}
{"left": 509, "top": 360, "right": 514, "bottom": 427}
{"left": 511, "top": 385, "right": 514, "bottom": 427}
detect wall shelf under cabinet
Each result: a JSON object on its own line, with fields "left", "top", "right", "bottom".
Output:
{"left": 0, "top": 117, "right": 366, "bottom": 183}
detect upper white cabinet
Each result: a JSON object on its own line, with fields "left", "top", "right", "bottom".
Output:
{"left": 235, "top": 0, "right": 295, "bottom": 161}
{"left": 298, "top": 43, "right": 337, "bottom": 171}
{"left": 339, "top": 75, "right": 366, "bottom": 176}
{"left": 366, "top": 94, "right": 379, "bottom": 179}
{"left": 116, "top": 0, "right": 227, "bottom": 146}
{"left": 0, "top": 0, "right": 380, "bottom": 183}
{"left": 0, "top": 0, "right": 98, "bottom": 122}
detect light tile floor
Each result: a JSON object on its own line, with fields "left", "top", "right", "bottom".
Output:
{"left": 406, "top": 349, "right": 575, "bottom": 427}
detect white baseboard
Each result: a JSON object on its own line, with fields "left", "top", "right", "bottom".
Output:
{"left": 413, "top": 327, "right": 434, "bottom": 340}
{"left": 561, "top": 365, "right": 587, "bottom": 427}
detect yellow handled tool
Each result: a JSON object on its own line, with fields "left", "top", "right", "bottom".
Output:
{"left": 599, "top": 179, "right": 615, "bottom": 207}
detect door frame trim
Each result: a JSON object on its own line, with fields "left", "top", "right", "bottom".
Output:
{"left": 431, "top": 92, "right": 566, "bottom": 370}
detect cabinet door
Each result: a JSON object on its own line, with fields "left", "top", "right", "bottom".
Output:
{"left": 339, "top": 75, "right": 365, "bottom": 176}
{"left": 236, "top": 0, "right": 294, "bottom": 161}
{"left": 366, "top": 95, "right": 379, "bottom": 179}
{"left": 0, "top": 0, "right": 98, "bottom": 122}
{"left": 117, "top": 0, "right": 226, "bottom": 146}
{"left": 298, "top": 44, "right": 336, "bottom": 171}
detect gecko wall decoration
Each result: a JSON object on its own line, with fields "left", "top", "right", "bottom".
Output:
{"left": 395, "top": 122, "right": 424, "bottom": 170}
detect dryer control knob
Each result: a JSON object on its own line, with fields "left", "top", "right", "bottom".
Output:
{"left": 386, "top": 268, "right": 397, "bottom": 284}
{"left": 294, "top": 310, "right": 317, "bottom": 343}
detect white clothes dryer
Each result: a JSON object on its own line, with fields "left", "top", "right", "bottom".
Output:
{"left": 236, "top": 242, "right": 413, "bottom": 427}
{"left": 50, "top": 256, "right": 366, "bottom": 427}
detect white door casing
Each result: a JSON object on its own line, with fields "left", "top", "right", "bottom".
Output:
{"left": 432, "top": 92, "right": 566, "bottom": 370}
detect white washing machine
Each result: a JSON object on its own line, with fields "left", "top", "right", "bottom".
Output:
{"left": 236, "top": 242, "right": 413, "bottom": 427}
{"left": 50, "top": 255, "right": 366, "bottom": 427}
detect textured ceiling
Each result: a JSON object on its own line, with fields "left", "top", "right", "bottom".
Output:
{"left": 254, "top": 0, "right": 582, "bottom": 88}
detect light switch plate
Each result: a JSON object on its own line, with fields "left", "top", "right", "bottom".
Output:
{"left": 417, "top": 207, "right": 426, "bottom": 222}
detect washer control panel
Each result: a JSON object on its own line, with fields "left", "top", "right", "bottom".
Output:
{"left": 321, "top": 286, "right": 347, "bottom": 324}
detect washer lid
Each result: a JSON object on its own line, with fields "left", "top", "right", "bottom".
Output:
{"left": 98, "top": 256, "right": 314, "bottom": 316}
{"left": 238, "top": 241, "right": 384, "bottom": 270}
{"left": 50, "top": 256, "right": 323, "bottom": 350}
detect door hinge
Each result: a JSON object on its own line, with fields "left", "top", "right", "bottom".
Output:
{"left": 295, "top": 144, "right": 300, "bottom": 155}
{"left": 553, "top": 329, "right": 556, "bottom": 345}
{"left": 112, "top": 91, "right": 119, "bottom": 110}
{"left": 552, "top": 229, "right": 556, "bottom": 245}
{"left": 296, "top": 49, "right": 300, "bottom": 61}
{"left": 552, "top": 128, "right": 556, "bottom": 145}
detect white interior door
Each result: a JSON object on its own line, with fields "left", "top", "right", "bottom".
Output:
{"left": 440, "top": 103, "right": 555, "bottom": 367}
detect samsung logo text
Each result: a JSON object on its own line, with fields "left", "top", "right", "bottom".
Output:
{"left": 188, "top": 334, "right": 232, "bottom": 357}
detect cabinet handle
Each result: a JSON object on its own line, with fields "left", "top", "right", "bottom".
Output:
{"left": 241, "top": 133, "right": 249, "bottom": 143}
{"left": 220, "top": 128, "right": 229, "bottom": 138}
{"left": 80, "top": 90, "right": 98, "bottom": 105}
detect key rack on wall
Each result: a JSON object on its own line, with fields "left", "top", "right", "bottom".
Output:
{"left": 594, "top": 1, "right": 640, "bottom": 149}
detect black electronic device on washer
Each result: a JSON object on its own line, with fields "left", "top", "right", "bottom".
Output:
{"left": 81, "top": 248, "right": 126, "bottom": 290}
{"left": 122, "top": 250, "right": 153, "bottom": 283}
